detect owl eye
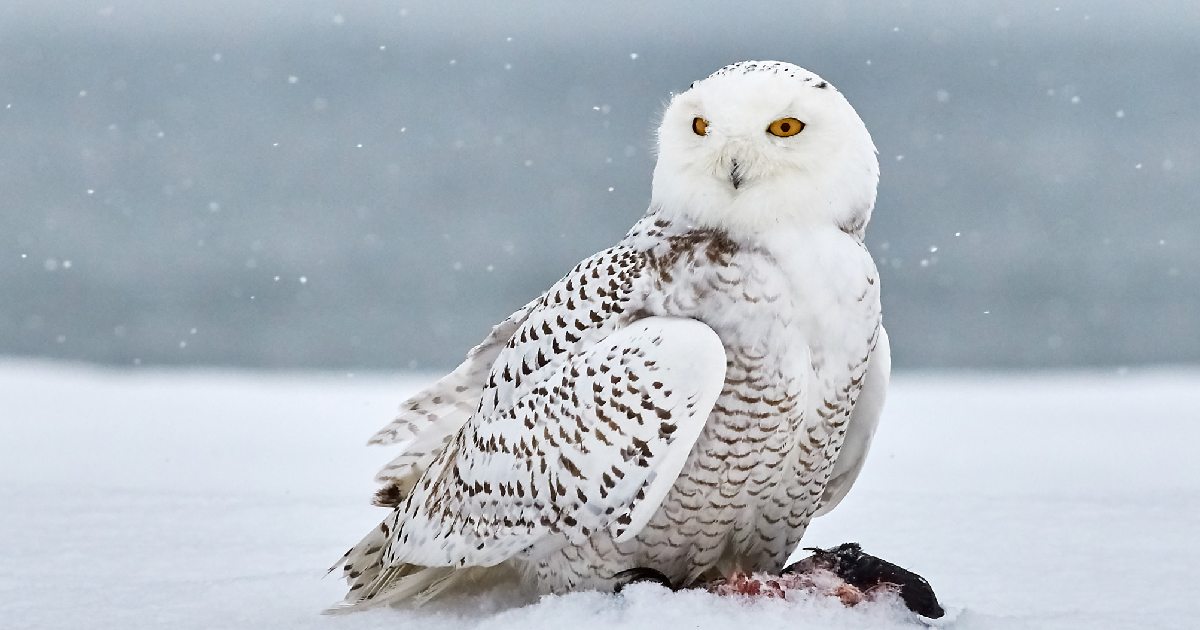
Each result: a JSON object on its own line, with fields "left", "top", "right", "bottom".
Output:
{"left": 692, "top": 117, "right": 709, "bottom": 136}
{"left": 767, "top": 117, "right": 805, "bottom": 137}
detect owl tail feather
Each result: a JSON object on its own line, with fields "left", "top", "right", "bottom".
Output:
{"left": 325, "top": 564, "right": 456, "bottom": 614}
{"left": 325, "top": 522, "right": 515, "bottom": 613}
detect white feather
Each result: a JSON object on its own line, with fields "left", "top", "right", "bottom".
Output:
{"left": 387, "top": 316, "right": 727, "bottom": 568}
{"left": 814, "top": 325, "right": 890, "bottom": 517}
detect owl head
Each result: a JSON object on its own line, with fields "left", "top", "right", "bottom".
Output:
{"left": 652, "top": 61, "right": 879, "bottom": 237}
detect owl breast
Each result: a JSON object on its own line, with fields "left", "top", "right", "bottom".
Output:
{"left": 530, "top": 221, "right": 881, "bottom": 592}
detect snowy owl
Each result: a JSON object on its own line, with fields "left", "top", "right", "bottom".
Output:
{"left": 331, "top": 60, "right": 889, "bottom": 609}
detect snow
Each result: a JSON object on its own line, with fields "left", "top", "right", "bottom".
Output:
{"left": 2, "top": 362, "right": 1198, "bottom": 629}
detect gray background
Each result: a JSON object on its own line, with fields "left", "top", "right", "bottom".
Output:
{"left": 1, "top": 1, "right": 1196, "bottom": 371}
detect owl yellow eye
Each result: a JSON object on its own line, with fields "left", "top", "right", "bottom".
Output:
{"left": 767, "top": 117, "right": 805, "bottom": 137}
{"left": 692, "top": 117, "right": 709, "bottom": 136}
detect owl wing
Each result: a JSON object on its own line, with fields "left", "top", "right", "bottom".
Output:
{"left": 356, "top": 316, "right": 726, "bottom": 597}
{"left": 814, "top": 325, "right": 890, "bottom": 517}
{"left": 365, "top": 296, "right": 544, "bottom": 506}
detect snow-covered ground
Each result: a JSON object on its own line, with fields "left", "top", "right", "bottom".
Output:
{"left": 2, "top": 361, "right": 1197, "bottom": 629}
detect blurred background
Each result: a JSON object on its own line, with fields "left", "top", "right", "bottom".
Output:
{"left": 1, "top": 0, "right": 1196, "bottom": 372}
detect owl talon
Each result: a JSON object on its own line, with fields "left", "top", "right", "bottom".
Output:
{"left": 612, "top": 567, "right": 676, "bottom": 592}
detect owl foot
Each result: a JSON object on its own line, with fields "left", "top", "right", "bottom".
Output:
{"left": 611, "top": 567, "right": 676, "bottom": 592}
{"left": 783, "top": 542, "right": 944, "bottom": 619}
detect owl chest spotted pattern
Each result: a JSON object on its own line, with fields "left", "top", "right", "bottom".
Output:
{"left": 532, "top": 226, "right": 880, "bottom": 592}
{"left": 650, "top": 242, "right": 872, "bottom": 566}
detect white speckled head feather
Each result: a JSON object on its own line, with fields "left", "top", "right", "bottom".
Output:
{"left": 652, "top": 61, "right": 879, "bottom": 238}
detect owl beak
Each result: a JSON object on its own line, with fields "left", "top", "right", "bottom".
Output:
{"left": 729, "top": 159, "right": 744, "bottom": 190}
